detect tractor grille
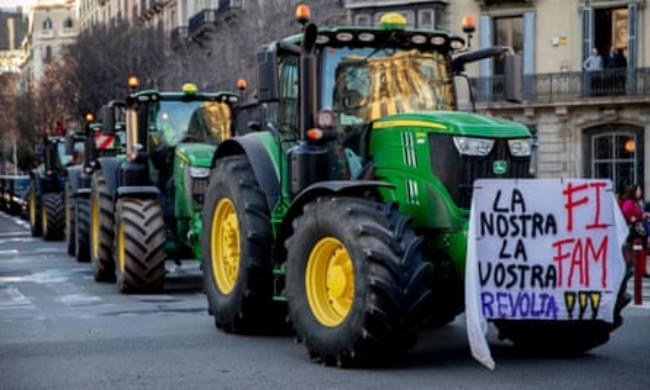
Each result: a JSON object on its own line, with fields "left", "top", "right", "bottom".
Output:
{"left": 428, "top": 134, "right": 530, "bottom": 209}
{"left": 191, "top": 178, "right": 208, "bottom": 205}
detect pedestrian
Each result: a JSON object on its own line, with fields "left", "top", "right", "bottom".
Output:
{"left": 620, "top": 185, "right": 648, "bottom": 274}
{"left": 583, "top": 47, "right": 603, "bottom": 71}
{"left": 583, "top": 47, "right": 603, "bottom": 96}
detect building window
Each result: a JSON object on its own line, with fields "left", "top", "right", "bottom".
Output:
{"left": 64, "top": 17, "right": 73, "bottom": 28}
{"left": 585, "top": 125, "right": 644, "bottom": 193}
{"left": 42, "top": 17, "right": 53, "bottom": 31}
{"left": 354, "top": 13, "right": 371, "bottom": 26}
{"left": 492, "top": 15, "right": 523, "bottom": 75}
{"left": 418, "top": 9, "right": 434, "bottom": 30}
{"left": 593, "top": 7, "right": 629, "bottom": 68}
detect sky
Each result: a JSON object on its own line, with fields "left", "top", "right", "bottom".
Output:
{"left": 0, "top": 1, "right": 47, "bottom": 11}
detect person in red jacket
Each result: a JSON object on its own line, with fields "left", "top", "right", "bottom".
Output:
{"left": 620, "top": 185, "right": 643, "bottom": 224}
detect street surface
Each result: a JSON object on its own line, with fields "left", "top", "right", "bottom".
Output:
{"left": 0, "top": 211, "right": 649, "bottom": 390}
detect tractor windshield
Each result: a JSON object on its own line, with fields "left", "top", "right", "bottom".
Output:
{"left": 321, "top": 48, "right": 454, "bottom": 126}
{"left": 57, "top": 142, "right": 74, "bottom": 166}
{"left": 153, "top": 100, "right": 232, "bottom": 146}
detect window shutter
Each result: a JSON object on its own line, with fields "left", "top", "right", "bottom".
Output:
{"left": 582, "top": 6, "right": 594, "bottom": 62}
{"left": 627, "top": 2, "right": 638, "bottom": 94}
{"left": 478, "top": 15, "right": 493, "bottom": 100}
{"left": 523, "top": 11, "right": 536, "bottom": 99}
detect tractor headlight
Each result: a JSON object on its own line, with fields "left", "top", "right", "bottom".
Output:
{"left": 507, "top": 139, "right": 532, "bottom": 157}
{"left": 188, "top": 167, "right": 210, "bottom": 179}
{"left": 452, "top": 136, "right": 494, "bottom": 156}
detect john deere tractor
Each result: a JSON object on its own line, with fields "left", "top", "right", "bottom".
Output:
{"left": 200, "top": 9, "right": 628, "bottom": 366}
{"left": 65, "top": 106, "right": 125, "bottom": 262}
{"left": 89, "top": 80, "right": 238, "bottom": 292}
{"left": 28, "top": 135, "right": 74, "bottom": 240}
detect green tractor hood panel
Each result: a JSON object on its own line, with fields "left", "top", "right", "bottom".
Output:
{"left": 373, "top": 111, "right": 531, "bottom": 138}
{"left": 176, "top": 143, "right": 216, "bottom": 167}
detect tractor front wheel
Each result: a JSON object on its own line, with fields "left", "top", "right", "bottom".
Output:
{"left": 201, "top": 155, "right": 277, "bottom": 333}
{"left": 285, "top": 197, "right": 433, "bottom": 367}
{"left": 114, "top": 198, "right": 166, "bottom": 293}
{"left": 28, "top": 185, "right": 41, "bottom": 237}
{"left": 42, "top": 192, "right": 65, "bottom": 241}
{"left": 90, "top": 171, "right": 115, "bottom": 281}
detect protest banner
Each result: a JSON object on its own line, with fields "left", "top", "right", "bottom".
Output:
{"left": 465, "top": 179, "right": 628, "bottom": 369}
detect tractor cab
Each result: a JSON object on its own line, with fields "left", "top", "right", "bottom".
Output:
{"left": 256, "top": 11, "right": 532, "bottom": 209}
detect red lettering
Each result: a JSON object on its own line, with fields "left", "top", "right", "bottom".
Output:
{"left": 585, "top": 235, "right": 608, "bottom": 288}
{"left": 552, "top": 238, "right": 574, "bottom": 287}
{"left": 563, "top": 183, "right": 590, "bottom": 231}
{"left": 586, "top": 182, "right": 608, "bottom": 230}
{"left": 567, "top": 239, "right": 584, "bottom": 288}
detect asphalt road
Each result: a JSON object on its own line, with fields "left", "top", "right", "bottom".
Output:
{"left": 1, "top": 211, "right": 649, "bottom": 390}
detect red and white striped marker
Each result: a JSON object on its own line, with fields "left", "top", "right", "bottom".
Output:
{"left": 95, "top": 131, "right": 115, "bottom": 150}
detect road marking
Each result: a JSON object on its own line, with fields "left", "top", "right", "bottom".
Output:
{"left": 0, "top": 249, "right": 19, "bottom": 255}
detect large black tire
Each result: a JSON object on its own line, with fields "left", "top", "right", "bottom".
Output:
{"left": 75, "top": 197, "right": 91, "bottom": 262}
{"left": 42, "top": 192, "right": 65, "bottom": 241}
{"left": 28, "top": 184, "right": 42, "bottom": 237}
{"left": 200, "top": 155, "right": 278, "bottom": 334}
{"left": 114, "top": 198, "right": 167, "bottom": 293}
{"left": 494, "top": 271, "right": 632, "bottom": 355}
{"left": 65, "top": 183, "right": 76, "bottom": 256}
{"left": 285, "top": 197, "right": 433, "bottom": 367}
{"left": 90, "top": 171, "right": 115, "bottom": 282}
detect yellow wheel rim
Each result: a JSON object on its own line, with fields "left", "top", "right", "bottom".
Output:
{"left": 117, "top": 221, "right": 125, "bottom": 273}
{"left": 29, "top": 190, "right": 36, "bottom": 227}
{"left": 210, "top": 198, "right": 240, "bottom": 294}
{"left": 41, "top": 202, "right": 48, "bottom": 235}
{"left": 91, "top": 194, "right": 100, "bottom": 259}
{"left": 305, "top": 237, "right": 355, "bottom": 327}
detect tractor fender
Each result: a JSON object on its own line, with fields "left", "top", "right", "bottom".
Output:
{"left": 274, "top": 180, "right": 396, "bottom": 263}
{"left": 95, "top": 157, "right": 121, "bottom": 198}
{"left": 212, "top": 137, "right": 280, "bottom": 212}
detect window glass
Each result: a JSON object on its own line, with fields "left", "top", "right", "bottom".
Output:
{"left": 277, "top": 57, "right": 299, "bottom": 137}
{"left": 151, "top": 100, "right": 232, "bottom": 147}
{"left": 42, "top": 17, "right": 52, "bottom": 30}
{"left": 493, "top": 16, "right": 523, "bottom": 75}
{"left": 322, "top": 47, "right": 453, "bottom": 126}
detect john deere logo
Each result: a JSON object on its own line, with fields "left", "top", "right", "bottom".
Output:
{"left": 493, "top": 160, "right": 508, "bottom": 175}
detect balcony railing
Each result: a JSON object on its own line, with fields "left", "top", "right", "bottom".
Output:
{"left": 472, "top": 68, "right": 650, "bottom": 104}
{"left": 188, "top": 8, "right": 218, "bottom": 37}
{"left": 218, "top": 0, "right": 243, "bottom": 11}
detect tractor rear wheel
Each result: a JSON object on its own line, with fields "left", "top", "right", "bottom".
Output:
{"left": 28, "top": 185, "right": 41, "bottom": 237}
{"left": 494, "top": 275, "right": 631, "bottom": 355}
{"left": 90, "top": 171, "right": 115, "bottom": 282}
{"left": 42, "top": 192, "right": 65, "bottom": 241}
{"left": 285, "top": 197, "right": 433, "bottom": 367}
{"left": 114, "top": 198, "right": 166, "bottom": 293}
{"left": 75, "top": 197, "right": 91, "bottom": 262}
{"left": 201, "top": 155, "right": 277, "bottom": 333}
{"left": 65, "top": 184, "right": 75, "bottom": 255}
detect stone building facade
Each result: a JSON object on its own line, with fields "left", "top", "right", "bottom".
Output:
{"left": 19, "top": 1, "right": 78, "bottom": 88}
{"left": 442, "top": 0, "right": 650, "bottom": 195}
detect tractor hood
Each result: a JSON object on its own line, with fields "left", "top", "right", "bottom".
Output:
{"left": 373, "top": 111, "right": 531, "bottom": 139}
{"left": 175, "top": 143, "right": 216, "bottom": 167}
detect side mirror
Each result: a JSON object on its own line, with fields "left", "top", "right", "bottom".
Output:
{"left": 257, "top": 50, "right": 279, "bottom": 102}
{"left": 504, "top": 53, "right": 523, "bottom": 103}
{"left": 64, "top": 135, "right": 75, "bottom": 156}
{"left": 100, "top": 105, "right": 115, "bottom": 135}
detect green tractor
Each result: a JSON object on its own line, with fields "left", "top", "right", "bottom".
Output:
{"left": 28, "top": 135, "right": 75, "bottom": 240}
{"left": 89, "top": 80, "right": 238, "bottom": 292}
{"left": 64, "top": 106, "right": 125, "bottom": 262}
{"left": 200, "top": 10, "right": 627, "bottom": 366}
